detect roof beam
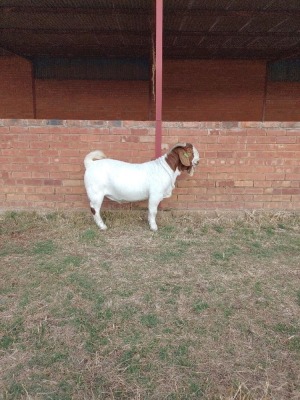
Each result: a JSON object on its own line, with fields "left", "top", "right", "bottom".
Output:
{"left": 270, "top": 43, "right": 300, "bottom": 61}
{"left": 0, "top": 28, "right": 151, "bottom": 36}
{"left": 1, "top": 6, "right": 150, "bottom": 15}
{"left": 166, "top": 31, "right": 300, "bottom": 38}
{"left": 1, "top": 6, "right": 300, "bottom": 17}
{"left": 0, "top": 46, "right": 150, "bottom": 59}
{"left": 1, "top": 28, "right": 299, "bottom": 39}
{"left": 164, "top": 47, "right": 300, "bottom": 59}
{"left": 0, "top": 43, "right": 24, "bottom": 57}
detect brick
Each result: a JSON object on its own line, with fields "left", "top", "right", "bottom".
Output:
{"left": 266, "top": 129, "right": 287, "bottom": 136}
{"left": 235, "top": 173, "right": 265, "bottom": 181}
{"left": 246, "top": 129, "right": 267, "bottom": 136}
{"left": 244, "top": 188, "right": 264, "bottom": 194}
{"left": 30, "top": 141, "right": 50, "bottom": 149}
{"left": 25, "top": 194, "right": 45, "bottom": 202}
{"left": 177, "top": 195, "right": 196, "bottom": 202}
{"left": 6, "top": 194, "right": 26, "bottom": 201}
{"left": 44, "top": 179, "right": 63, "bottom": 186}
{"left": 64, "top": 194, "right": 84, "bottom": 202}
{"left": 0, "top": 127, "right": 10, "bottom": 133}
{"left": 224, "top": 129, "right": 247, "bottom": 136}
{"left": 58, "top": 164, "right": 81, "bottom": 172}
{"left": 130, "top": 128, "right": 149, "bottom": 136}
{"left": 30, "top": 157, "right": 50, "bottom": 164}
{"left": 254, "top": 181, "right": 272, "bottom": 188}
{"left": 246, "top": 136, "right": 276, "bottom": 144}
{"left": 46, "top": 194, "right": 66, "bottom": 202}
{"left": 140, "top": 136, "right": 155, "bottom": 143}
{"left": 56, "top": 186, "right": 85, "bottom": 194}
{"left": 12, "top": 172, "right": 32, "bottom": 178}
{"left": 35, "top": 187, "right": 55, "bottom": 194}
{"left": 80, "top": 135, "right": 100, "bottom": 142}
{"left": 281, "top": 188, "right": 300, "bottom": 195}
{"left": 217, "top": 151, "right": 234, "bottom": 158}
{"left": 234, "top": 181, "right": 254, "bottom": 187}
{"left": 216, "top": 180, "right": 235, "bottom": 188}
{"left": 63, "top": 180, "right": 81, "bottom": 187}
{"left": 29, "top": 126, "right": 67, "bottom": 134}
{"left": 218, "top": 136, "right": 241, "bottom": 144}
{"left": 244, "top": 202, "right": 264, "bottom": 208}
{"left": 208, "top": 129, "right": 221, "bottom": 136}
{"left": 277, "top": 136, "right": 296, "bottom": 144}
{"left": 265, "top": 173, "right": 285, "bottom": 181}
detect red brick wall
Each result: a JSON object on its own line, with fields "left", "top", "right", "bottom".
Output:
{"left": 163, "top": 60, "right": 266, "bottom": 121}
{"left": 1, "top": 119, "right": 300, "bottom": 212}
{"left": 35, "top": 80, "right": 149, "bottom": 120}
{"left": 2, "top": 55, "right": 300, "bottom": 121}
{"left": 265, "top": 82, "right": 300, "bottom": 121}
{"left": 0, "top": 56, "right": 34, "bottom": 118}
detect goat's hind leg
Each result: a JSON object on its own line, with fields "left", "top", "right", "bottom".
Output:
{"left": 90, "top": 197, "right": 107, "bottom": 230}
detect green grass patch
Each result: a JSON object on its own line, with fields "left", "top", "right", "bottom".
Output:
{"left": 0, "top": 243, "right": 28, "bottom": 257}
{"left": 1, "top": 211, "right": 300, "bottom": 399}
{"left": 80, "top": 228, "right": 98, "bottom": 242}
{"left": 141, "top": 313, "right": 160, "bottom": 328}
{"left": 33, "top": 239, "right": 56, "bottom": 255}
{"left": 288, "top": 337, "right": 300, "bottom": 352}
{"left": 273, "top": 323, "right": 298, "bottom": 335}
{"left": 192, "top": 300, "right": 209, "bottom": 313}
{"left": 0, "top": 317, "right": 24, "bottom": 350}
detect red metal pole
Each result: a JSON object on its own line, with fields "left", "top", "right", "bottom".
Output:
{"left": 155, "top": 0, "right": 163, "bottom": 158}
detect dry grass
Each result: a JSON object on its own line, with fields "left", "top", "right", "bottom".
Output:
{"left": 0, "top": 210, "right": 300, "bottom": 400}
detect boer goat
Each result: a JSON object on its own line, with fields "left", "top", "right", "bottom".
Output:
{"left": 84, "top": 143, "right": 200, "bottom": 231}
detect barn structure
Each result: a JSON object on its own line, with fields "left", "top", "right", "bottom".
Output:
{"left": 1, "top": 0, "right": 300, "bottom": 212}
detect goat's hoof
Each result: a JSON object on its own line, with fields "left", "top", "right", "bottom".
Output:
{"left": 99, "top": 225, "right": 108, "bottom": 230}
{"left": 150, "top": 226, "right": 158, "bottom": 232}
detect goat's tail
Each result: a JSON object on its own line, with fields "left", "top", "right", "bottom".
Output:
{"left": 84, "top": 150, "right": 107, "bottom": 169}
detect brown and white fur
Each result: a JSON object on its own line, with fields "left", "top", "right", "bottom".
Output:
{"left": 84, "top": 143, "right": 200, "bottom": 231}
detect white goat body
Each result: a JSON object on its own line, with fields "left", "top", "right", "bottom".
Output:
{"left": 84, "top": 144, "right": 200, "bottom": 231}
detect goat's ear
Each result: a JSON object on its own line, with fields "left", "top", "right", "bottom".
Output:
{"left": 178, "top": 148, "right": 191, "bottom": 167}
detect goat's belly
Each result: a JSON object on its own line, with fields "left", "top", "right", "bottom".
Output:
{"left": 105, "top": 187, "right": 148, "bottom": 203}
{"left": 106, "top": 197, "right": 128, "bottom": 204}
{"left": 106, "top": 196, "right": 142, "bottom": 203}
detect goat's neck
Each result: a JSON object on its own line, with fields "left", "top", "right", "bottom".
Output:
{"left": 158, "top": 156, "right": 180, "bottom": 189}
{"left": 165, "top": 151, "right": 180, "bottom": 172}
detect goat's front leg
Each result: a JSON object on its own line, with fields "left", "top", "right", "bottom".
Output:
{"left": 148, "top": 196, "right": 161, "bottom": 231}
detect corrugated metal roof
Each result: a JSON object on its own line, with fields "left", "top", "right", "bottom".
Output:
{"left": 0, "top": 0, "right": 300, "bottom": 60}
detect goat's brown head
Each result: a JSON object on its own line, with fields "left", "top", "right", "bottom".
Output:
{"left": 166, "top": 143, "right": 200, "bottom": 176}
